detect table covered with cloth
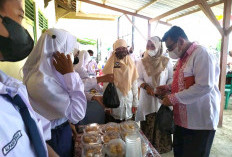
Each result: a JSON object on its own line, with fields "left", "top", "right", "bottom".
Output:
{"left": 74, "top": 125, "right": 161, "bottom": 157}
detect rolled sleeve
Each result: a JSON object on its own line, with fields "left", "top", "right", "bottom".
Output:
{"left": 63, "top": 72, "right": 87, "bottom": 124}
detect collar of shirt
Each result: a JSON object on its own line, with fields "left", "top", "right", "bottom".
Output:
{"left": 180, "top": 42, "right": 197, "bottom": 61}
{"left": 0, "top": 70, "right": 22, "bottom": 97}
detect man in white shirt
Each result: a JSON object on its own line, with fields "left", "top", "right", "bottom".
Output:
{"left": 157, "top": 26, "right": 220, "bottom": 157}
{"left": 0, "top": 0, "right": 57, "bottom": 156}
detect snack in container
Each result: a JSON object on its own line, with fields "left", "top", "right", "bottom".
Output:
{"left": 102, "top": 122, "right": 120, "bottom": 133}
{"left": 84, "top": 123, "right": 101, "bottom": 133}
{"left": 120, "top": 121, "right": 139, "bottom": 140}
{"left": 104, "top": 139, "right": 126, "bottom": 157}
{"left": 81, "top": 133, "right": 101, "bottom": 145}
{"left": 102, "top": 131, "right": 121, "bottom": 144}
{"left": 82, "top": 144, "right": 103, "bottom": 157}
{"left": 120, "top": 120, "right": 139, "bottom": 132}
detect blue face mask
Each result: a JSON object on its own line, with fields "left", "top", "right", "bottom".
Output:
{"left": 0, "top": 15, "right": 34, "bottom": 62}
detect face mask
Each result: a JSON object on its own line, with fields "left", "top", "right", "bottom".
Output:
{"left": 168, "top": 51, "right": 179, "bottom": 59}
{"left": 148, "top": 49, "right": 158, "bottom": 57}
{"left": 0, "top": 15, "right": 34, "bottom": 62}
{"left": 172, "top": 46, "right": 184, "bottom": 58}
{"left": 73, "top": 57, "right": 79, "bottom": 65}
{"left": 90, "top": 56, "right": 94, "bottom": 60}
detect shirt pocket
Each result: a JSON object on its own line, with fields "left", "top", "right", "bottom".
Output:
{"left": 183, "top": 66, "right": 193, "bottom": 77}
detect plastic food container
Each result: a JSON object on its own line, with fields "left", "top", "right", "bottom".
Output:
{"left": 102, "top": 131, "right": 121, "bottom": 144}
{"left": 102, "top": 122, "right": 120, "bottom": 133}
{"left": 104, "top": 139, "right": 126, "bottom": 157}
{"left": 120, "top": 120, "right": 139, "bottom": 132}
{"left": 84, "top": 123, "right": 101, "bottom": 134}
{"left": 141, "top": 141, "right": 149, "bottom": 157}
{"left": 81, "top": 133, "right": 102, "bottom": 145}
{"left": 120, "top": 121, "right": 139, "bottom": 140}
{"left": 82, "top": 144, "right": 103, "bottom": 157}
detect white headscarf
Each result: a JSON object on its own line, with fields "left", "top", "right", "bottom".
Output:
{"left": 23, "top": 28, "right": 78, "bottom": 120}
{"left": 74, "top": 50, "right": 91, "bottom": 79}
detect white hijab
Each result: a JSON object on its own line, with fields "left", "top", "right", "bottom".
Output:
{"left": 74, "top": 50, "right": 91, "bottom": 79}
{"left": 23, "top": 28, "right": 78, "bottom": 120}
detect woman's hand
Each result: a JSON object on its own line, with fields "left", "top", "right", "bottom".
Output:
{"left": 156, "top": 85, "right": 169, "bottom": 96}
{"left": 53, "top": 51, "right": 74, "bottom": 75}
{"left": 97, "top": 74, "right": 114, "bottom": 83}
{"left": 132, "top": 107, "right": 137, "bottom": 114}
{"left": 140, "top": 83, "right": 155, "bottom": 96}
{"left": 146, "top": 85, "right": 155, "bottom": 96}
{"left": 92, "top": 96, "right": 105, "bottom": 107}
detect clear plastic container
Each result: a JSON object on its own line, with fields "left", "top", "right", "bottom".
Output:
{"left": 120, "top": 121, "right": 139, "bottom": 140}
{"left": 81, "top": 133, "right": 102, "bottom": 145}
{"left": 102, "top": 122, "right": 120, "bottom": 133}
{"left": 102, "top": 131, "right": 121, "bottom": 144}
{"left": 125, "top": 133, "right": 142, "bottom": 157}
{"left": 84, "top": 123, "right": 101, "bottom": 134}
{"left": 82, "top": 144, "right": 103, "bottom": 157}
{"left": 120, "top": 120, "right": 139, "bottom": 133}
{"left": 141, "top": 141, "right": 148, "bottom": 157}
{"left": 104, "top": 139, "right": 126, "bottom": 157}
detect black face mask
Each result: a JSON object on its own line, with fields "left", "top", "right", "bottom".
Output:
{"left": 0, "top": 15, "right": 34, "bottom": 62}
{"left": 73, "top": 57, "right": 79, "bottom": 65}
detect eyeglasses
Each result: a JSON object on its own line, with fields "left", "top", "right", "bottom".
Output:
{"left": 166, "top": 42, "right": 177, "bottom": 53}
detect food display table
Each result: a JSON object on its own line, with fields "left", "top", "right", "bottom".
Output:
{"left": 74, "top": 125, "right": 161, "bottom": 157}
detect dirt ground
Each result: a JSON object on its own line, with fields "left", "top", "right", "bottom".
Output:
{"left": 162, "top": 99, "right": 232, "bottom": 157}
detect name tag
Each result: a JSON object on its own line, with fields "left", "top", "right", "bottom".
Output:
{"left": 114, "top": 62, "right": 121, "bottom": 68}
{"left": 2, "top": 130, "right": 22, "bottom": 156}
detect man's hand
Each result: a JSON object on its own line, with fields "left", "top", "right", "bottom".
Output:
{"left": 53, "top": 51, "right": 74, "bottom": 75}
{"left": 97, "top": 74, "right": 114, "bottom": 83}
{"left": 162, "top": 95, "right": 173, "bottom": 106}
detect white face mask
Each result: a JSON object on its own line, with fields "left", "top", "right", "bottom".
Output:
{"left": 168, "top": 51, "right": 179, "bottom": 59}
{"left": 168, "top": 45, "right": 183, "bottom": 59}
{"left": 148, "top": 49, "right": 158, "bottom": 57}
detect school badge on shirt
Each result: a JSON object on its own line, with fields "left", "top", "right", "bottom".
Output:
{"left": 2, "top": 130, "right": 22, "bottom": 156}
{"left": 114, "top": 62, "right": 121, "bottom": 68}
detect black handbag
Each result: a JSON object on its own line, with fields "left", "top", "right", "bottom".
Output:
{"left": 103, "top": 83, "right": 120, "bottom": 108}
{"left": 155, "top": 105, "right": 175, "bottom": 134}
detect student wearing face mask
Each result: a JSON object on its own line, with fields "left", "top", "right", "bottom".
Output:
{"left": 157, "top": 26, "right": 220, "bottom": 157}
{"left": 73, "top": 49, "right": 113, "bottom": 125}
{"left": 135, "top": 36, "right": 173, "bottom": 153}
{"left": 0, "top": 0, "right": 59, "bottom": 157}
{"left": 87, "top": 49, "right": 99, "bottom": 76}
{"left": 23, "top": 28, "right": 87, "bottom": 157}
